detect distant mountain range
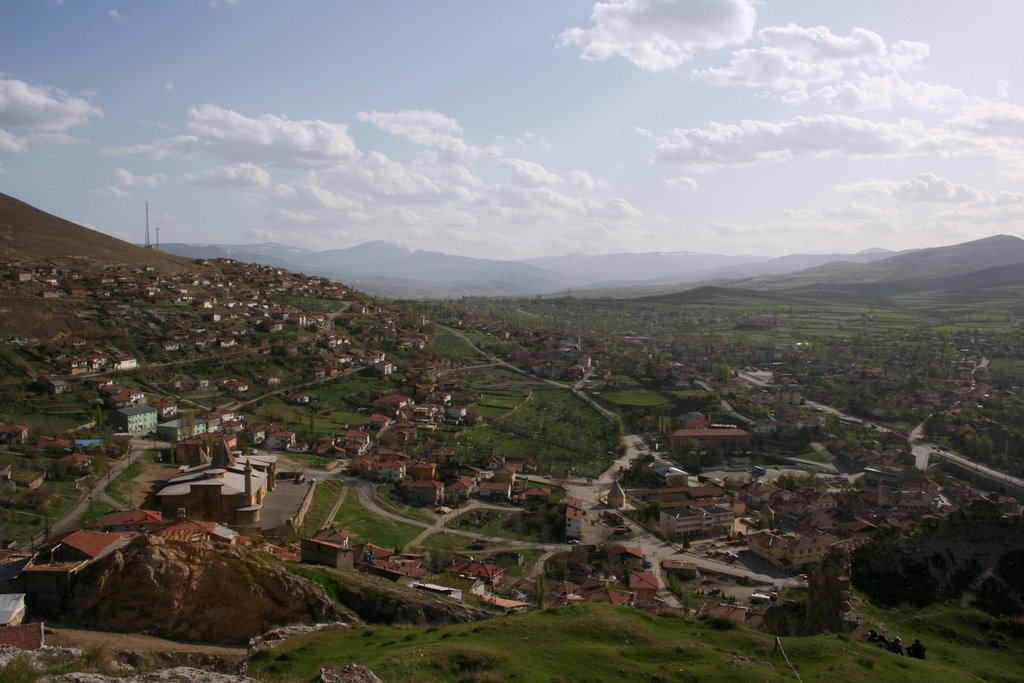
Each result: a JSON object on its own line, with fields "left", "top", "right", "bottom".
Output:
{"left": 3, "top": 192, "right": 1023, "bottom": 300}
{"left": 160, "top": 239, "right": 965, "bottom": 298}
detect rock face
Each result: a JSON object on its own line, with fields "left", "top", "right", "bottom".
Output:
{"left": 47, "top": 535, "right": 351, "bottom": 643}
{"left": 851, "top": 517, "right": 1024, "bottom": 614}
{"left": 40, "top": 667, "right": 260, "bottom": 682}
{"left": 764, "top": 542, "right": 859, "bottom": 637}
{"left": 765, "top": 516, "right": 1024, "bottom": 635}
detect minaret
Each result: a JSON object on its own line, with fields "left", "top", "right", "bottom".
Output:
{"left": 145, "top": 202, "right": 151, "bottom": 248}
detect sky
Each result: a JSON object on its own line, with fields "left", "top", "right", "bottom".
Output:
{"left": 2, "top": 0, "right": 1024, "bottom": 260}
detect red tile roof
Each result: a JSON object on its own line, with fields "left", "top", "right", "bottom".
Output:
{"left": 59, "top": 530, "right": 123, "bottom": 558}
{"left": 97, "top": 509, "right": 162, "bottom": 527}
{"left": 0, "top": 623, "right": 44, "bottom": 650}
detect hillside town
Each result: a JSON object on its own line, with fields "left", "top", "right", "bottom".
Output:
{"left": 1, "top": 242, "right": 1023, "bottom": 663}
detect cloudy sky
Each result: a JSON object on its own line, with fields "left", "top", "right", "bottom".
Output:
{"left": 2, "top": 1, "right": 1023, "bottom": 259}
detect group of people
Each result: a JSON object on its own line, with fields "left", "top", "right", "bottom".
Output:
{"left": 866, "top": 630, "right": 926, "bottom": 659}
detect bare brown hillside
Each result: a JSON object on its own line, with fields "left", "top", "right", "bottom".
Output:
{"left": 0, "top": 193, "right": 192, "bottom": 272}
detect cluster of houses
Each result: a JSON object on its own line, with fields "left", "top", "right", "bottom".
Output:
{"left": 300, "top": 523, "right": 660, "bottom": 613}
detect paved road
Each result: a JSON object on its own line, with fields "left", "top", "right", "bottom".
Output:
{"left": 21, "top": 437, "right": 152, "bottom": 550}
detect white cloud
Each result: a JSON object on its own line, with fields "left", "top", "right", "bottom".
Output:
{"left": 697, "top": 24, "right": 964, "bottom": 113}
{"left": 105, "top": 105, "right": 359, "bottom": 167}
{"left": 114, "top": 167, "right": 161, "bottom": 188}
{"left": 951, "top": 101, "right": 1024, "bottom": 140}
{"left": 699, "top": 24, "right": 887, "bottom": 90}
{"left": 836, "top": 172, "right": 1024, "bottom": 208}
{"left": 567, "top": 170, "right": 603, "bottom": 190}
{"left": 559, "top": 0, "right": 756, "bottom": 72}
{"left": 355, "top": 109, "right": 496, "bottom": 161}
{"left": 109, "top": 8, "right": 122, "bottom": 20}
{"left": 996, "top": 80, "right": 1010, "bottom": 101}
{"left": 836, "top": 172, "right": 981, "bottom": 203}
{"left": 665, "top": 175, "right": 698, "bottom": 189}
{"left": 164, "top": 81, "right": 175, "bottom": 93}
{"left": 272, "top": 178, "right": 362, "bottom": 212}
{"left": 651, "top": 114, "right": 950, "bottom": 170}
{"left": 0, "top": 77, "right": 103, "bottom": 132}
{"left": 500, "top": 158, "right": 565, "bottom": 187}
{"left": 271, "top": 209, "right": 316, "bottom": 223}
{"left": 91, "top": 185, "right": 130, "bottom": 198}
{"left": 182, "top": 162, "right": 270, "bottom": 187}
{"left": 0, "top": 129, "right": 27, "bottom": 154}
{"left": 187, "top": 104, "right": 358, "bottom": 167}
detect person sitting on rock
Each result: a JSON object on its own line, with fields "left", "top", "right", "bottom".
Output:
{"left": 887, "top": 636, "right": 904, "bottom": 655}
{"left": 907, "top": 639, "right": 926, "bottom": 660}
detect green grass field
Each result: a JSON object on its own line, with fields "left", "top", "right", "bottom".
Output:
{"left": 601, "top": 388, "right": 672, "bottom": 407}
{"left": 299, "top": 479, "right": 346, "bottom": 537}
{"left": 248, "top": 599, "right": 1021, "bottom": 683}
{"left": 332, "top": 487, "right": 424, "bottom": 550}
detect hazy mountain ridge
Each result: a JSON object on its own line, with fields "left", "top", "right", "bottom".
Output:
{"left": 5, "top": 193, "right": 1022, "bottom": 299}
{"left": 730, "top": 234, "right": 1024, "bottom": 291}
{"left": 160, "top": 239, "right": 919, "bottom": 298}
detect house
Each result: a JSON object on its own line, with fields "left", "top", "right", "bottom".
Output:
{"left": 219, "top": 378, "right": 249, "bottom": 395}
{"left": 564, "top": 496, "right": 586, "bottom": 539}
{"left": 660, "top": 504, "right": 734, "bottom": 540}
{"left": 747, "top": 530, "right": 839, "bottom": 570}
{"left": 699, "top": 601, "right": 763, "bottom": 629}
{"left": 447, "top": 476, "right": 476, "bottom": 500}
{"left": 478, "top": 480, "right": 511, "bottom": 502}
{"left": 157, "top": 417, "right": 209, "bottom": 443}
{"left": 628, "top": 570, "right": 659, "bottom": 603}
{"left": 96, "top": 509, "right": 162, "bottom": 532}
{"left": 300, "top": 528, "right": 353, "bottom": 569}
{"left": 375, "top": 460, "right": 406, "bottom": 483}
{"left": 449, "top": 560, "right": 504, "bottom": 587}
{"left": 400, "top": 479, "right": 444, "bottom": 506}
{"left": 407, "top": 461, "right": 437, "bottom": 481}
{"left": 265, "top": 430, "right": 297, "bottom": 451}
{"left": 150, "top": 400, "right": 178, "bottom": 420}
{"left": 607, "top": 545, "right": 645, "bottom": 574}
{"left": 54, "top": 453, "right": 93, "bottom": 476}
{"left": 522, "top": 487, "right": 552, "bottom": 505}
{"left": 36, "top": 375, "right": 68, "bottom": 395}
{"left": 108, "top": 406, "right": 158, "bottom": 435}
{"left": 112, "top": 354, "right": 138, "bottom": 371}
{"left": 22, "top": 530, "right": 129, "bottom": 613}
{"left": 667, "top": 426, "right": 751, "bottom": 450}
{"left": 0, "top": 423, "right": 29, "bottom": 445}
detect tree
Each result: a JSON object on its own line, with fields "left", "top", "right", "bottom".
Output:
{"left": 710, "top": 363, "right": 732, "bottom": 382}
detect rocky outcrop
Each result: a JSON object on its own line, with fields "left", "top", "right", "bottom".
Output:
{"left": 43, "top": 535, "right": 352, "bottom": 643}
{"left": 764, "top": 542, "right": 860, "bottom": 636}
{"left": 806, "top": 543, "right": 859, "bottom": 633}
{"left": 295, "top": 566, "right": 495, "bottom": 625}
{"left": 851, "top": 517, "right": 1024, "bottom": 613}
{"left": 766, "top": 516, "right": 1024, "bottom": 635}
{"left": 319, "top": 664, "right": 384, "bottom": 683}
{"left": 40, "top": 667, "right": 260, "bottom": 682}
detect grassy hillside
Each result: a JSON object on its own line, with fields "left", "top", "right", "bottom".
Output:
{"left": 247, "top": 600, "right": 1022, "bottom": 682}
{"left": 0, "top": 193, "right": 192, "bottom": 271}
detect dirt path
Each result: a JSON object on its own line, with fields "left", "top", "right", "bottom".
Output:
{"left": 46, "top": 626, "right": 247, "bottom": 656}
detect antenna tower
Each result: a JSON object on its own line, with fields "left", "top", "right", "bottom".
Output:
{"left": 145, "top": 202, "right": 151, "bottom": 248}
